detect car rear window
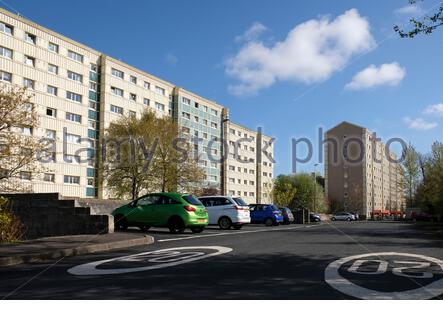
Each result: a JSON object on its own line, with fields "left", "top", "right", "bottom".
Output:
{"left": 182, "top": 195, "right": 203, "bottom": 206}
{"left": 233, "top": 197, "right": 248, "bottom": 206}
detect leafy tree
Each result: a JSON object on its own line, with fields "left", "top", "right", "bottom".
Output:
{"left": 394, "top": 0, "right": 443, "bottom": 37}
{"left": 272, "top": 173, "right": 328, "bottom": 213}
{"left": 0, "top": 84, "right": 46, "bottom": 192}
{"left": 102, "top": 110, "right": 205, "bottom": 200}
{"left": 415, "top": 142, "right": 443, "bottom": 219}
{"left": 273, "top": 178, "right": 297, "bottom": 207}
{"left": 402, "top": 143, "right": 421, "bottom": 207}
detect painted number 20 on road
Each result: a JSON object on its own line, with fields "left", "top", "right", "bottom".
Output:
{"left": 347, "top": 259, "right": 433, "bottom": 278}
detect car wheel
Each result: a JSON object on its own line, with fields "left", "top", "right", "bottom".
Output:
{"left": 347, "top": 218, "right": 351, "bottom": 222}
{"left": 331, "top": 217, "right": 336, "bottom": 221}
{"left": 190, "top": 227, "right": 204, "bottom": 234}
{"left": 233, "top": 225, "right": 243, "bottom": 230}
{"left": 168, "top": 217, "right": 186, "bottom": 234}
{"left": 218, "top": 217, "right": 232, "bottom": 230}
{"left": 114, "top": 215, "right": 128, "bottom": 231}
{"left": 139, "top": 226, "right": 151, "bottom": 232}
{"left": 264, "top": 218, "right": 274, "bottom": 227}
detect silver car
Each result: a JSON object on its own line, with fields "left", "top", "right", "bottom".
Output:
{"left": 331, "top": 212, "right": 356, "bottom": 222}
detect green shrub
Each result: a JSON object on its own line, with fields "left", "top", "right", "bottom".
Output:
{"left": 0, "top": 197, "right": 24, "bottom": 243}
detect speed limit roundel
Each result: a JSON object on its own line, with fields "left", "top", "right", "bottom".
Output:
{"left": 325, "top": 252, "right": 443, "bottom": 300}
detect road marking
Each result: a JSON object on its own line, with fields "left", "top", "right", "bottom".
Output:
{"left": 67, "top": 246, "right": 232, "bottom": 276}
{"left": 157, "top": 224, "right": 320, "bottom": 242}
{"left": 325, "top": 252, "right": 443, "bottom": 300}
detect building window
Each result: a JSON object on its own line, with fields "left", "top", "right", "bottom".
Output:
{"left": 64, "top": 175, "right": 80, "bottom": 184}
{"left": 0, "top": 70, "right": 12, "bottom": 83}
{"left": 23, "top": 78, "right": 34, "bottom": 89}
{"left": 211, "top": 122, "right": 218, "bottom": 129}
{"left": 0, "top": 22, "right": 13, "bottom": 35}
{"left": 46, "top": 129, "right": 56, "bottom": 140}
{"left": 67, "top": 70, "right": 83, "bottom": 83}
{"left": 66, "top": 112, "right": 82, "bottom": 123}
{"left": 143, "top": 98, "right": 150, "bottom": 106}
{"left": 68, "top": 50, "right": 83, "bottom": 63}
{"left": 229, "top": 178, "right": 235, "bottom": 183}
{"left": 155, "top": 102, "right": 165, "bottom": 111}
{"left": 128, "top": 110, "right": 136, "bottom": 118}
{"left": 111, "top": 86, "right": 123, "bottom": 97}
{"left": 89, "top": 101, "right": 97, "bottom": 110}
{"left": 25, "top": 32, "right": 36, "bottom": 45}
{"left": 89, "top": 82, "right": 98, "bottom": 91}
{"left": 182, "top": 97, "right": 191, "bottom": 105}
{"left": 90, "top": 63, "right": 98, "bottom": 72}
{"left": 129, "top": 93, "right": 137, "bottom": 101}
{"left": 210, "top": 108, "right": 218, "bottom": 116}
{"left": 110, "top": 105, "right": 123, "bottom": 114}
{"left": 66, "top": 91, "right": 82, "bottom": 103}
{"left": 0, "top": 46, "right": 12, "bottom": 59}
{"left": 21, "top": 127, "right": 33, "bottom": 135}
{"left": 130, "top": 75, "right": 137, "bottom": 84}
{"left": 182, "top": 112, "right": 191, "bottom": 120}
{"left": 155, "top": 86, "right": 165, "bottom": 95}
{"left": 47, "top": 85, "right": 58, "bottom": 96}
{"left": 48, "top": 64, "right": 58, "bottom": 74}
{"left": 48, "top": 42, "right": 59, "bottom": 53}
{"left": 66, "top": 133, "right": 81, "bottom": 144}
{"left": 20, "top": 171, "right": 31, "bottom": 180}
{"left": 182, "top": 127, "right": 190, "bottom": 134}
{"left": 43, "top": 173, "right": 55, "bottom": 182}
{"left": 111, "top": 68, "right": 124, "bottom": 79}
{"left": 46, "top": 107, "right": 57, "bottom": 118}
{"left": 194, "top": 116, "right": 199, "bottom": 123}
{"left": 144, "top": 81, "right": 150, "bottom": 89}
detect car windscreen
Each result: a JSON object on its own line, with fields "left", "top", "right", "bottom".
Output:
{"left": 233, "top": 197, "right": 248, "bottom": 206}
{"left": 270, "top": 205, "right": 279, "bottom": 211}
{"left": 182, "top": 195, "right": 203, "bottom": 206}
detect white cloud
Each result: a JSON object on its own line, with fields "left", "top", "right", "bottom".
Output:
{"left": 423, "top": 103, "right": 443, "bottom": 117}
{"left": 165, "top": 53, "right": 178, "bottom": 66}
{"left": 226, "top": 9, "right": 376, "bottom": 96}
{"left": 235, "top": 22, "right": 267, "bottom": 43}
{"left": 404, "top": 117, "right": 438, "bottom": 130}
{"left": 395, "top": 4, "right": 423, "bottom": 16}
{"left": 345, "top": 62, "right": 406, "bottom": 90}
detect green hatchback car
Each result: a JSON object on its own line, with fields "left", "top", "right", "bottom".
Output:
{"left": 112, "top": 192, "right": 208, "bottom": 234}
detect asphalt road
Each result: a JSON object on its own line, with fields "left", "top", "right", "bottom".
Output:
{"left": 1, "top": 221, "right": 443, "bottom": 300}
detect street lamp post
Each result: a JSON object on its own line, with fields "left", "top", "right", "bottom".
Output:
{"left": 311, "top": 163, "right": 320, "bottom": 224}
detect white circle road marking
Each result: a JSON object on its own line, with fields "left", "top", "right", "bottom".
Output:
{"left": 67, "top": 246, "right": 232, "bottom": 276}
{"left": 325, "top": 252, "right": 443, "bottom": 300}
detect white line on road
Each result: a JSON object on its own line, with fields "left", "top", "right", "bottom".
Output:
{"left": 157, "top": 224, "right": 322, "bottom": 242}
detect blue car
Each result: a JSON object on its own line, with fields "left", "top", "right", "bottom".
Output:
{"left": 248, "top": 204, "right": 284, "bottom": 226}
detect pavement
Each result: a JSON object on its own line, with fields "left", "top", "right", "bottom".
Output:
{"left": 0, "top": 221, "right": 442, "bottom": 300}
{"left": 0, "top": 233, "right": 154, "bottom": 267}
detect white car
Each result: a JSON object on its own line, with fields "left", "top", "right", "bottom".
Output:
{"left": 198, "top": 196, "right": 251, "bottom": 230}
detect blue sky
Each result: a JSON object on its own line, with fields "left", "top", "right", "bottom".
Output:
{"left": 3, "top": 0, "right": 443, "bottom": 176}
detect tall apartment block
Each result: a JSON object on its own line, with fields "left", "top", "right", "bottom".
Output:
{"left": 225, "top": 122, "right": 274, "bottom": 204}
{"left": 0, "top": 8, "right": 273, "bottom": 202}
{"left": 324, "top": 122, "right": 405, "bottom": 219}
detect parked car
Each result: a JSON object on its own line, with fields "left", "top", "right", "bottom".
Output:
{"left": 331, "top": 212, "right": 356, "bottom": 222}
{"left": 249, "top": 204, "right": 284, "bottom": 226}
{"left": 112, "top": 193, "right": 208, "bottom": 234}
{"left": 279, "top": 207, "right": 295, "bottom": 224}
{"left": 405, "top": 210, "right": 436, "bottom": 222}
{"left": 198, "top": 196, "right": 251, "bottom": 230}
{"left": 309, "top": 213, "right": 321, "bottom": 222}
